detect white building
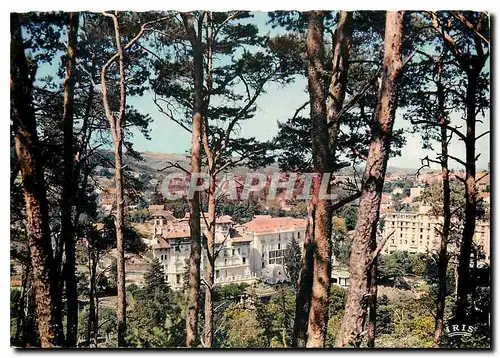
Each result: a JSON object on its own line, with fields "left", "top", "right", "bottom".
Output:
{"left": 149, "top": 209, "right": 307, "bottom": 290}
{"left": 382, "top": 209, "right": 490, "bottom": 262}
{"left": 410, "top": 187, "right": 423, "bottom": 199}
{"left": 236, "top": 215, "right": 306, "bottom": 276}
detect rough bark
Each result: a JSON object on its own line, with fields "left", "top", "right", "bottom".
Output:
{"left": 11, "top": 13, "right": 64, "bottom": 347}
{"left": 303, "top": 11, "right": 335, "bottom": 348}
{"left": 336, "top": 11, "right": 405, "bottom": 348}
{"left": 327, "top": 10, "right": 352, "bottom": 146}
{"left": 112, "top": 112, "right": 126, "bottom": 347}
{"left": 60, "top": 12, "right": 80, "bottom": 347}
{"left": 455, "top": 70, "right": 478, "bottom": 324}
{"left": 367, "top": 230, "right": 378, "bottom": 348}
{"left": 181, "top": 12, "right": 203, "bottom": 348}
{"left": 292, "top": 11, "right": 352, "bottom": 348}
{"left": 292, "top": 177, "right": 317, "bottom": 347}
{"left": 433, "top": 62, "right": 451, "bottom": 347}
{"left": 100, "top": 12, "right": 128, "bottom": 347}
{"left": 203, "top": 178, "right": 217, "bottom": 348}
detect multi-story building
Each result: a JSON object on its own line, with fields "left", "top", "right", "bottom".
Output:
{"left": 474, "top": 220, "right": 491, "bottom": 262}
{"left": 149, "top": 209, "right": 307, "bottom": 290}
{"left": 381, "top": 208, "right": 490, "bottom": 262}
{"left": 236, "top": 215, "right": 307, "bottom": 276}
{"left": 382, "top": 209, "right": 442, "bottom": 254}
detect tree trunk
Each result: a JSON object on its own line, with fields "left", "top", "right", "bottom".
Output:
{"left": 367, "top": 231, "right": 378, "bottom": 348}
{"left": 203, "top": 177, "right": 217, "bottom": 348}
{"left": 303, "top": 11, "right": 335, "bottom": 348}
{"left": 113, "top": 140, "right": 126, "bottom": 346}
{"left": 336, "top": 11, "right": 404, "bottom": 348}
{"left": 181, "top": 12, "right": 204, "bottom": 348}
{"left": 292, "top": 11, "right": 352, "bottom": 348}
{"left": 60, "top": 12, "right": 80, "bottom": 347}
{"left": 292, "top": 11, "right": 327, "bottom": 347}
{"left": 455, "top": 70, "right": 478, "bottom": 324}
{"left": 11, "top": 13, "right": 64, "bottom": 348}
{"left": 292, "top": 177, "right": 317, "bottom": 347}
{"left": 306, "top": 10, "right": 353, "bottom": 348}
{"left": 87, "top": 244, "right": 98, "bottom": 348}
{"left": 100, "top": 12, "right": 129, "bottom": 347}
{"left": 327, "top": 10, "right": 352, "bottom": 146}
{"left": 433, "top": 63, "right": 451, "bottom": 347}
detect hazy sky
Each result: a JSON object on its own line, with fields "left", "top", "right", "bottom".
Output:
{"left": 126, "top": 11, "right": 490, "bottom": 171}
{"left": 37, "top": 11, "right": 490, "bottom": 171}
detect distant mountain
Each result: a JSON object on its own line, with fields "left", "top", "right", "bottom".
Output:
{"left": 96, "top": 149, "right": 467, "bottom": 179}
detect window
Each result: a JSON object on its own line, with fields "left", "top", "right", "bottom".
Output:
{"left": 420, "top": 235, "right": 423, "bottom": 239}
{"left": 216, "top": 270, "right": 220, "bottom": 278}
{"left": 176, "top": 274, "right": 181, "bottom": 284}
{"left": 224, "top": 259, "right": 227, "bottom": 266}
{"left": 420, "top": 228, "right": 423, "bottom": 232}
{"left": 298, "top": 232, "right": 301, "bottom": 239}
{"left": 232, "top": 249, "right": 235, "bottom": 256}
{"left": 242, "top": 257, "right": 246, "bottom": 264}
{"left": 391, "top": 239, "right": 395, "bottom": 244}
{"left": 237, "top": 248, "right": 241, "bottom": 255}
{"left": 262, "top": 262, "right": 265, "bottom": 268}
{"left": 404, "top": 240, "right": 408, "bottom": 244}
{"left": 175, "top": 246, "right": 181, "bottom": 252}
{"left": 400, "top": 234, "right": 403, "bottom": 238}
{"left": 278, "top": 243, "right": 281, "bottom": 250}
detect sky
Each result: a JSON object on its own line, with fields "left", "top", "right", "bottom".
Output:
{"left": 36, "top": 11, "right": 490, "bottom": 171}
{"left": 125, "top": 12, "right": 490, "bottom": 171}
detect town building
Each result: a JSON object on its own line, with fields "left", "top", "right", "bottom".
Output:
{"left": 381, "top": 209, "right": 490, "bottom": 262}
{"left": 236, "top": 215, "right": 307, "bottom": 276}
{"left": 410, "top": 187, "right": 423, "bottom": 199}
{"left": 149, "top": 208, "right": 309, "bottom": 290}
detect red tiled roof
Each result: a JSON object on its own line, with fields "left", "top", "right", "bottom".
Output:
{"left": 476, "top": 172, "right": 490, "bottom": 185}
{"left": 152, "top": 237, "right": 171, "bottom": 249}
{"left": 164, "top": 226, "right": 191, "bottom": 239}
{"left": 242, "top": 216, "right": 306, "bottom": 233}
